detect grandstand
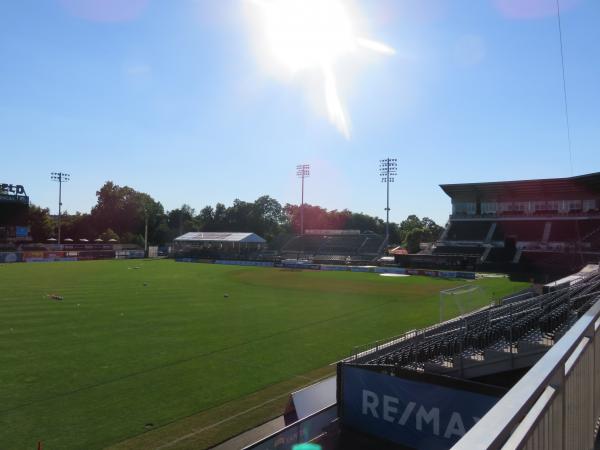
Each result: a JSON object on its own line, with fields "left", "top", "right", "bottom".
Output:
{"left": 336, "top": 265, "right": 600, "bottom": 449}
{"left": 351, "top": 268, "right": 600, "bottom": 378}
{"left": 280, "top": 229, "right": 385, "bottom": 263}
{"left": 398, "top": 172, "right": 600, "bottom": 280}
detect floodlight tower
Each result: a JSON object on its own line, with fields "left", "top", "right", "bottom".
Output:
{"left": 296, "top": 164, "right": 310, "bottom": 235}
{"left": 51, "top": 172, "right": 70, "bottom": 244}
{"left": 379, "top": 158, "right": 397, "bottom": 243}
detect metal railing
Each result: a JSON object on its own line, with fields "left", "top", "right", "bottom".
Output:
{"left": 450, "top": 297, "right": 600, "bottom": 450}
{"left": 242, "top": 404, "right": 337, "bottom": 450}
{"left": 347, "top": 298, "right": 497, "bottom": 363}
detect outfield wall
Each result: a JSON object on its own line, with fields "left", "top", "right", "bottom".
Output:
{"left": 174, "top": 258, "right": 476, "bottom": 280}
{"left": 0, "top": 249, "right": 144, "bottom": 263}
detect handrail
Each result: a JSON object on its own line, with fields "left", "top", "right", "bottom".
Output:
{"left": 450, "top": 298, "right": 600, "bottom": 450}
{"left": 500, "top": 386, "right": 556, "bottom": 450}
{"left": 242, "top": 403, "right": 336, "bottom": 449}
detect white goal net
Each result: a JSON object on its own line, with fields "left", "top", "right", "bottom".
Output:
{"left": 439, "top": 284, "right": 491, "bottom": 323}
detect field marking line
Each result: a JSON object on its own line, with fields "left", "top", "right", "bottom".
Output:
{"left": 0, "top": 298, "right": 390, "bottom": 416}
{"left": 155, "top": 371, "right": 334, "bottom": 450}
{"left": 155, "top": 392, "right": 288, "bottom": 449}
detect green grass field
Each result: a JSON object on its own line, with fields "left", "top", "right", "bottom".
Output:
{"left": 0, "top": 260, "right": 529, "bottom": 450}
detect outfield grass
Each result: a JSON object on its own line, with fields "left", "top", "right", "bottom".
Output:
{"left": 0, "top": 260, "right": 529, "bottom": 449}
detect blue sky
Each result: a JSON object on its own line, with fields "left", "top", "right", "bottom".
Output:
{"left": 1, "top": 0, "right": 599, "bottom": 225}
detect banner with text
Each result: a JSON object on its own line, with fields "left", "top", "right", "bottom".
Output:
{"left": 340, "top": 365, "right": 501, "bottom": 450}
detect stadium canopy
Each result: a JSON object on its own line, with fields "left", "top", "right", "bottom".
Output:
{"left": 174, "top": 232, "right": 266, "bottom": 244}
{"left": 440, "top": 171, "right": 600, "bottom": 200}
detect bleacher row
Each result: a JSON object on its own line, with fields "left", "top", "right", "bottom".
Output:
{"left": 432, "top": 246, "right": 485, "bottom": 256}
{"left": 359, "top": 272, "right": 600, "bottom": 371}
{"left": 281, "top": 233, "right": 385, "bottom": 261}
{"left": 445, "top": 219, "right": 600, "bottom": 244}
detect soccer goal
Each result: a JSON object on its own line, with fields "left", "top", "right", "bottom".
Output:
{"left": 439, "top": 284, "right": 491, "bottom": 323}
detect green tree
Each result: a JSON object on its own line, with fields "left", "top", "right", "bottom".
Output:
{"left": 60, "top": 212, "right": 94, "bottom": 240}
{"left": 420, "top": 216, "right": 445, "bottom": 242}
{"left": 166, "top": 204, "right": 198, "bottom": 240}
{"left": 91, "top": 181, "right": 168, "bottom": 245}
{"left": 213, "top": 203, "right": 228, "bottom": 230}
{"left": 99, "top": 228, "right": 119, "bottom": 242}
{"left": 27, "top": 205, "right": 54, "bottom": 242}
{"left": 405, "top": 227, "right": 425, "bottom": 254}
{"left": 196, "top": 206, "right": 214, "bottom": 230}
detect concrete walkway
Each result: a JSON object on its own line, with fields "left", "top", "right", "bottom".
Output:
{"left": 210, "top": 416, "right": 285, "bottom": 450}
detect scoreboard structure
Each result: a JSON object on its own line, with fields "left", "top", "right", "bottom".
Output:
{"left": 0, "top": 183, "right": 30, "bottom": 242}
{"left": 0, "top": 183, "right": 29, "bottom": 204}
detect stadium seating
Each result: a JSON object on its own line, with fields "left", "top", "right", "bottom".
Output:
{"left": 445, "top": 221, "right": 492, "bottom": 241}
{"left": 313, "top": 254, "right": 348, "bottom": 263}
{"left": 492, "top": 221, "right": 545, "bottom": 242}
{"left": 432, "top": 245, "right": 485, "bottom": 256}
{"left": 280, "top": 232, "right": 385, "bottom": 261}
{"left": 548, "top": 221, "right": 580, "bottom": 242}
{"left": 318, "top": 235, "right": 366, "bottom": 254}
{"left": 359, "top": 271, "right": 600, "bottom": 373}
{"left": 485, "top": 247, "right": 516, "bottom": 263}
{"left": 578, "top": 220, "right": 600, "bottom": 248}
{"left": 360, "top": 236, "right": 385, "bottom": 254}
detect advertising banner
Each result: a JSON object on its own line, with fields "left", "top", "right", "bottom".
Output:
{"left": 215, "top": 260, "right": 274, "bottom": 267}
{"left": 374, "top": 267, "right": 406, "bottom": 274}
{"left": 0, "top": 252, "right": 21, "bottom": 263}
{"left": 281, "top": 261, "right": 321, "bottom": 270}
{"left": 23, "top": 251, "right": 45, "bottom": 261}
{"left": 175, "top": 257, "right": 196, "bottom": 263}
{"left": 457, "top": 272, "right": 476, "bottom": 280}
{"left": 116, "top": 250, "right": 145, "bottom": 259}
{"left": 341, "top": 365, "right": 502, "bottom": 450}
{"left": 44, "top": 251, "right": 66, "bottom": 259}
{"left": 439, "top": 271, "right": 458, "bottom": 278}
{"left": 320, "top": 265, "right": 349, "bottom": 272}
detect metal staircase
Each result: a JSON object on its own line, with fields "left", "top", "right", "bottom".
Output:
{"left": 484, "top": 222, "right": 496, "bottom": 243}
{"left": 542, "top": 221, "right": 552, "bottom": 243}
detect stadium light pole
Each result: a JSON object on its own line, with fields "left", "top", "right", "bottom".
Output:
{"left": 296, "top": 164, "right": 310, "bottom": 235}
{"left": 379, "top": 158, "right": 397, "bottom": 243}
{"left": 50, "top": 172, "right": 70, "bottom": 244}
{"left": 144, "top": 208, "right": 148, "bottom": 257}
{"left": 141, "top": 203, "right": 149, "bottom": 257}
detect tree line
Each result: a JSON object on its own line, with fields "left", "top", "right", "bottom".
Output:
{"left": 26, "top": 181, "right": 444, "bottom": 251}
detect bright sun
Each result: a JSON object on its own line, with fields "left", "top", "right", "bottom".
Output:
{"left": 249, "top": 0, "right": 395, "bottom": 138}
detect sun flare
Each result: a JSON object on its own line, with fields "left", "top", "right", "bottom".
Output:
{"left": 250, "top": 0, "right": 394, "bottom": 138}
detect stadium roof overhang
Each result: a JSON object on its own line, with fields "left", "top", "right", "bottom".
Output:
{"left": 174, "top": 232, "right": 266, "bottom": 244}
{"left": 440, "top": 172, "right": 600, "bottom": 201}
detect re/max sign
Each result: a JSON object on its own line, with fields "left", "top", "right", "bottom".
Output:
{"left": 0, "top": 184, "right": 26, "bottom": 195}
{"left": 341, "top": 366, "right": 501, "bottom": 450}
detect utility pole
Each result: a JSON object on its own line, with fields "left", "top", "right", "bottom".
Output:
{"left": 296, "top": 164, "right": 310, "bottom": 235}
{"left": 144, "top": 206, "right": 148, "bottom": 257}
{"left": 379, "top": 158, "right": 397, "bottom": 243}
{"left": 50, "top": 172, "right": 70, "bottom": 244}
